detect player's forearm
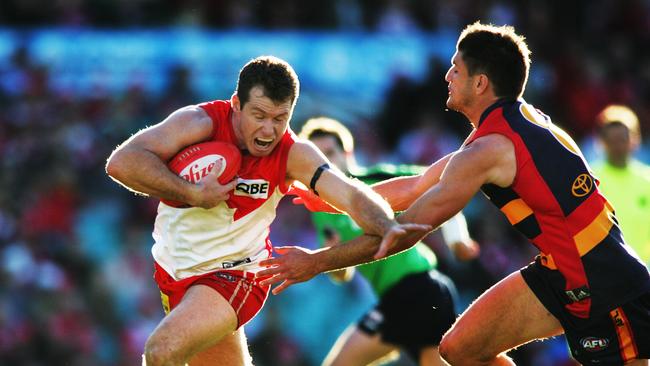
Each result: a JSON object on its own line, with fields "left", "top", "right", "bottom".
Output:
{"left": 372, "top": 175, "right": 422, "bottom": 211}
{"left": 345, "top": 183, "right": 395, "bottom": 237}
{"left": 314, "top": 229, "right": 425, "bottom": 273}
{"left": 371, "top": 154, "right": 452, "bottom": 211}
{"left": 314, "top": 234, "right": 382, "bottom": 273}
{"left": 106, "top": 146, "right": 197, "bottom": 203}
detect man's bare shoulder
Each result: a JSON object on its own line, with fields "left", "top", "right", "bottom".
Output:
{"left": 285, "top": 139, "right": 323, "bottom": 179}
{"left": 127, "top": 105, "right": 215, "bottom": 160}
{"left": 465, "top": 133, "right": 513, "bottom": 154}
{"left": 167, "top": 105, "right": 212, "bottom": 127}
{"left": 288, "top": 138, "right": 317, "bottom": 157}
{"left": 459, "top": 133, "right": 516, "bottom": 187}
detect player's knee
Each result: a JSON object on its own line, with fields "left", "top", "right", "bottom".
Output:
{"left": 143, "top": 336, "right": 185, "bottom": 366}
{"left": 440, "top": 331, "right": 508, "bottom": 366}
{"left": 438, "top": 334, "right": 457, "bottom": 364}
{"left": 439, "top": 329, "right": 468, "bottom": 364}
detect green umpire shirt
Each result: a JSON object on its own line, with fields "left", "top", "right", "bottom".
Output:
{"left": 311, "top": 164, "right": 436, "bottom": 297}
{"left": 592, "top": 159, "right": 650, "bottom": 264}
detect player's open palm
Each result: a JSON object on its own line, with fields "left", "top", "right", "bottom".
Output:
{"left": 257, "top": 246, "right": 320, "bottom": 295}
{"left": 192, "top": 159, "right": 238, "bottom": 209}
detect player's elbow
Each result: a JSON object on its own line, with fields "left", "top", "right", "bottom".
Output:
{"left": 105, "top": 148, "right": 128, "bottom": 182}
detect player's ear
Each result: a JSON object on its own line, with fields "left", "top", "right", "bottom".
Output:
{"left": 475, "top": 74, "right": 489, "bottom": 94}
{"left": 231, "top": 93, "right": 241, "bottom": 112}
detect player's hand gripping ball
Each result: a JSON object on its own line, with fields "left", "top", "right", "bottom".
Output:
{"left": 161, "top": 141, "right": 242, "bottom": 207}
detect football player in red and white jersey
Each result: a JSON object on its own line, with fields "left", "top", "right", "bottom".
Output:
{"left": 106, "top": 55, "right": 430, "bottom": 366}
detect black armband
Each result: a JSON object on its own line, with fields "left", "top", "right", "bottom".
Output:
{"left": 310, "top": 163, "right": 330, "bottom": 196}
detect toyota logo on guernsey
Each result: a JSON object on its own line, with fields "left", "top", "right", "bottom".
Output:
{"left": 580, "top": 337, "right": 609, "bottom": 352}
{"left": 571, "top": 173, "right": 593, "bottom": 197}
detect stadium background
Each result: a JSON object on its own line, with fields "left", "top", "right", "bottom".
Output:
{"left": 1, "top": 1, "right": 648, "bottom": 365}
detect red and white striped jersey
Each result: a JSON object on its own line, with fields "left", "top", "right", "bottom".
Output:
{"left": 152, "top": 100, "right": 296, "bottom": 280}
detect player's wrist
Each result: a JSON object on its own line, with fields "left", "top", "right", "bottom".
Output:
{"left": 313, "top": 247, "right": 334, "bottom": 273}
{"left": 183, "top": 183, "right": 202, "bottom": 207}
{"left": 378, "top": 219, "right": 399, "bottom": 237}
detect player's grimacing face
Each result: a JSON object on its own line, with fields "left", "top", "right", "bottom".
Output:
{"left": 233, "top": 86, "right": 293, "bottom": 157}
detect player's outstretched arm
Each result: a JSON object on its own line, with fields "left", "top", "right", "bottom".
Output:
{"left": 322, "top": 229, "right": 355, "bottom": 283}
{"left": 261, "top": 134, "right": 516, "bottom": 294}
{"left": 371, "top": 152, "right": 454, "bottom": 211}
{"left": 375, "top": 134, "right": 516, "bottom": 258}
{"left": 105, "top": 105, "right": 237, "bottom": 208}
{"left": 258, "top": 221, "right": 431, "bottom": 295}
{"left": 286, "top": 139, "right": 426, "bottom": 238}
{"left": 289, "top": 151, "right": 454, "bottom": 213}
{"left": 371, "top": 130, "right": 480, "bottom": 211}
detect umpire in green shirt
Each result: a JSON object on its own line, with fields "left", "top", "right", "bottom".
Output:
{"left": 298, "top": 117, "right": 479, "bottom": 366}
{"left": 591, "top": 104, "right": 650, "bottom": 265}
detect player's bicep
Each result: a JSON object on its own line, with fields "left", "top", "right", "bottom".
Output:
{"left": 287, "top": 140, "right": 332, "bottom": 184}
{"left": 122, "top": 106, "right": 214, "bottom": 161}
{"left": 399, "top": 137, "right": 511, "bottom": 228}
{"left": 413, "top": 152, "right": 455, "bottom": 195}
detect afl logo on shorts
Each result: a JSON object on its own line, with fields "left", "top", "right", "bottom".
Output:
{"left": 580, "top": 337, "right": 609, "bottom": 352}
{"left": 571, "top": 174, "right": 593, "bottom": 197}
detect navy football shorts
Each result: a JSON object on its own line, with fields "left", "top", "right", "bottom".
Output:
{"left": 357, "top": 269, "right": 457, "bottom": 361}
{"left": 522, "top": 259, "right": 650, "bottom": 365}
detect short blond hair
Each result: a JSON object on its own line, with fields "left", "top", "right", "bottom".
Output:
{"left": 597, "top": 104, "right": 640, "bottom": 137}
{"left": 298, "top": 117, "right": 354, "bottom": 153}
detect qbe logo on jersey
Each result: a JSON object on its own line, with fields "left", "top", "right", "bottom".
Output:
{"left": 235, "top": 178, "right": 270, "bottom": 199}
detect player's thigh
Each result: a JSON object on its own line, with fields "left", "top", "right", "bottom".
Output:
{"left": 148, "top": 284, "right": 239, "bottom": 358}
{"left": 189, "top": 328, "right": 252, "bottom": 366}
{"left": 323, "top": 325, "right": 399, "bottom": 366}
{"left": 441, "top": 271, "right": 563, "bottom": 359}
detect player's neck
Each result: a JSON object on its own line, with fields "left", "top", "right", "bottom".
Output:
{"left": 467, "top": 96, "right": 500, "bottom": 128}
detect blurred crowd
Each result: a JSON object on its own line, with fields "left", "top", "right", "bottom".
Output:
{"left": 1, "top": 1, "right": 649, "bottom": 365}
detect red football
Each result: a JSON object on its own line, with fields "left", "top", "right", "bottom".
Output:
{"left": 161, "top": 141, "right": 242, "bottom": 207}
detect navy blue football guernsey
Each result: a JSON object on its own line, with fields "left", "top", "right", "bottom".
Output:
{"left": 466, "top": 99, "right": 650, "bottom": 318}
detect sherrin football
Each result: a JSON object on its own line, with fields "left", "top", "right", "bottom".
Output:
{"left": 161, "top": 141, "right": 242, "bottom": 207}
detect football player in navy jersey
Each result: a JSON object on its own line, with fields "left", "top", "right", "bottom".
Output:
{"left": 259, "top": 23, "right": 650, "bottom": 366}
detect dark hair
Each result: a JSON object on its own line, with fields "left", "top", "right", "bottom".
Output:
{"left": 236, "top": 55, "right": 300, "bottom": 108}
{"left": 457, "top": 22, "right": 531, "bottom": 99}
